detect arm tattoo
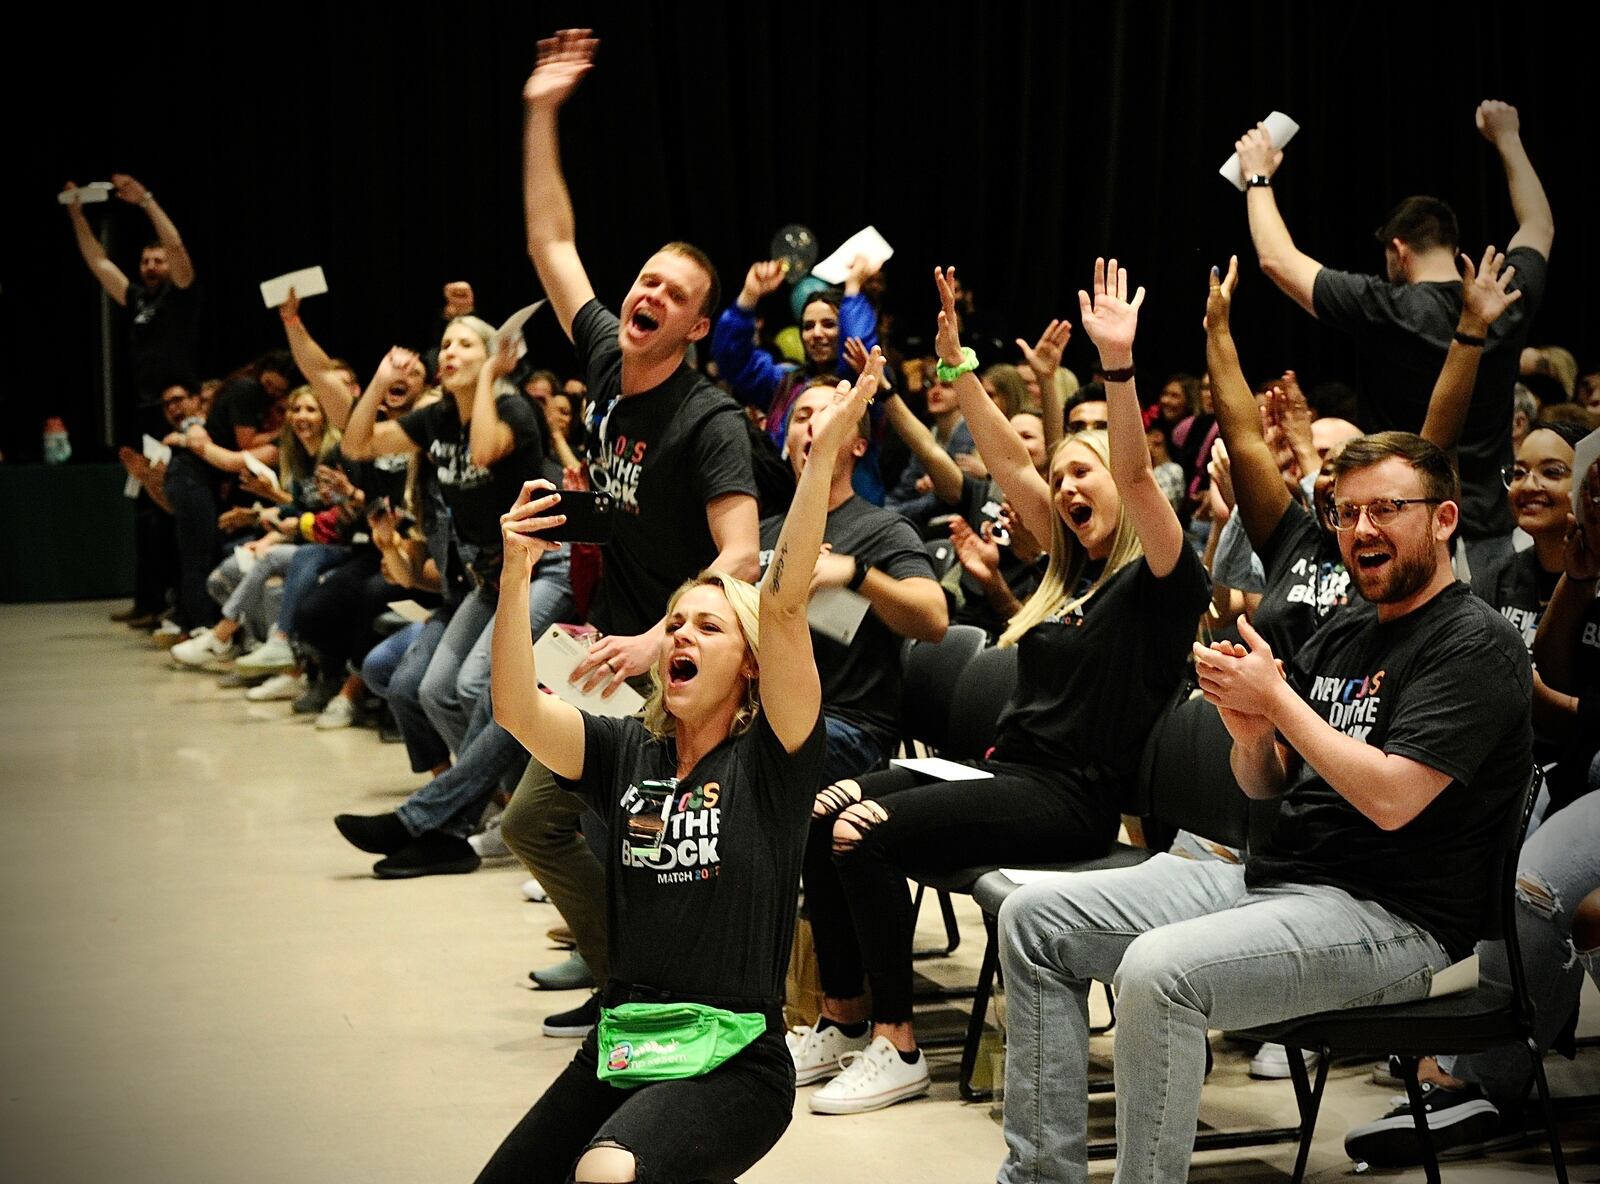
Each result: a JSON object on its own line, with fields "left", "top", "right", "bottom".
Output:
{"left": 769, "top": 544, "right": 788, "bottom": 597}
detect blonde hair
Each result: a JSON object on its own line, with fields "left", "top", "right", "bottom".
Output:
{"left": 279, "top": 386, "right": 342, "bottom": 487}
{"left": 997, "top": 430, "right": 1144, "bottom": 648}
{"left": 642, "top": 572, "right": 764, "bottom": 741}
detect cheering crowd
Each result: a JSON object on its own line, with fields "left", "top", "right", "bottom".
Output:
{"left": 69, "top": 27, "right": 1598, "bottom": 1184}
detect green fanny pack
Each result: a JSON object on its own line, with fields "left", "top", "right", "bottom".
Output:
{"left": 596, "top": 1002, "right": 768, "bottom": 1088}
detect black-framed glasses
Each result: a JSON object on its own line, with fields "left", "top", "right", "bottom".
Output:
{"left": 1500, "top": 462, "right": 1572, "bottom": 489}
{"left": 1327, "top": 497, "right": 1444, "bottom": 532}
{"left": 1065, "top": 419, "right": 1109, "bottom": 434}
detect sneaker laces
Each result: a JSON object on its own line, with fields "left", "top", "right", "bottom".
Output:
{"left": 835, "top": 1042, "right": 893, "bottom": 1084}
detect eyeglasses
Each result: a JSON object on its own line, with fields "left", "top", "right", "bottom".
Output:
{"left": 1326, "top": 497, "right": 1443, "bottom": 532}
{"left": 1500, "top": 462, "right": 1572, "bottom": 489}
{"left": 1065, "top": 419, "right": 1109, "bottom": 434}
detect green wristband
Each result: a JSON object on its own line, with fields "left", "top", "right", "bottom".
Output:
{"left": 935, "top": 347, "right": 980, "bottom": 384}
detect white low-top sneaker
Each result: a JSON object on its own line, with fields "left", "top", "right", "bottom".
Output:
{"left": 788, "top": 1021, "right": 873, "bottom": 1086}
{"left": 246, "top": 672, "right": 307, "bottom": 702}
{"left": 808, "top": 1035, "right": 928, "bottom": 1113}
{"left": 1249, "top": 1042, "right": 1321, "bottom": 1079}
{"left": 236, "top": 635, "right": 296, "bottom": 671}
{"left": 314, "top": 695, "right": 357, "bottom": 730}
{"left": 469, "top": 824, "right": 512, "bottom": 859}
{"left": 170, "top": 627, "right": 239, "bottom": 668}
{"left": 520, "top": 878, "right": 549, "bottom": 903}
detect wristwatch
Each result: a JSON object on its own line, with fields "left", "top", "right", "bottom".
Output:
{"left": 1247, "top": 175, "right": 1272, "bottom": 189}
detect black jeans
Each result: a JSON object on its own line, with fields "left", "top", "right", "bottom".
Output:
{"left": 293, "top": 548, "right": 407, "bottom": 673}
{"left": 473, "top": 1027, "right": 794, "bottom": 1184}
{"left": 805, "top": 760, "right": 1117, "bottom": 1022}
{"left": 163, "top": 451, "right": 221, "bottom": 630}
{"left": 131, "top": 490, "right": 179, "bottom": 614}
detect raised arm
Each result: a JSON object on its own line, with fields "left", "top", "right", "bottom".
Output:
{"left": 61, "top": 183, "right": 129, "bottom": 305}
{"left": 878, "top": 385, "right": 964, "bottom": 505}
{"left": 1476, "top": 101, "right": 1553, "bottom": 259}
{"left": 112, "top": 174, "right": 194, "bottom": 288}
{"left": 468, "top": 333, "right": 521, "bottom": 470}
{"left": 710, "top": 260, "right": 789, "bottom": 406}
{"left": 1017, "top": 319, "right": 1072, "bottom": 453}
{"left": 934, "top": 266, "right": 1054, "bottom": 546}
{"left": 522, "top": 29, "right": 599, "bottom": 341}
{"left": 341, "top": 348, "right": 423, "bottom": 461}
{"left": 762, "top": 353, "right": 885, "bottom": 751}
{"left": 1078, "top": 257, "right": 1186, "bottom": 575}
{"left": 279, "top": 288, "right": 354, "bottom": 430}
{"left": 1419, "top": 246, "right": 1524, "bottom": 452}
{"left": 1237, "top": 125, "right": 1324, "bottom": 317}
{"left": 493, "top": 480, "right": 587, "bottom": 779}
{"left": 1203, "top": 256, "right": 1292, "bottom": 547}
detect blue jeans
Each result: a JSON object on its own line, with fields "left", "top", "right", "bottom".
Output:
{"left": 277, "top": 544, "right": 350, "bottom": 635}
{"left": 998, "top": 854, "right": 1451, "bottom": 1184}
{"left": 362, "top": 621, "right": 422, "bottom": 697}
{"left": 164, "top": 451, "right": 221, "bottom": 630}
{"left": 1441, "top": 788, "right": 1600, "bottom": 1109}
{"left": 207, "top": 544, "right": 298, "bottom": 642}
{"left": 397, "top": 554, "right": 577, "bottom": 837}
{"left": 823, "top": 715, "right": 885, "bottom": 786}
{"left": 378, "top": 610, "right": 453, "bottom": 773}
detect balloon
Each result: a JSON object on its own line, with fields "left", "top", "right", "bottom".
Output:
{"left": 774, "top": 325, "right": 805, "bottom": 365}
{"left": 769, "top": 224, "right": 818, "bottom": 283}
{"left": 789, "top": 274, "right": 832, "bottom": 324}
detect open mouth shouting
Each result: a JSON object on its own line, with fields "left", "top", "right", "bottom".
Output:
{"left": 1065, "top": 502, "right": 1094, "bottom": 530}
{"left": 1354, "top": 546, "right": 1392, "bottom": 574}
{"left": 667, "top": 654, "right": 699, "bottom": 690}
{"left": 626, "top": 302, "right": 663, "bottom": 344}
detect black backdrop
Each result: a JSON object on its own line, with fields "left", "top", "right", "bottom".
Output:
{"left": 9, "top": 0, "right": 1595, "bottom": 460}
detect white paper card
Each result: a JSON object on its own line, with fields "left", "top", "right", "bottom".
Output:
{"left": 1219, "top": 111, "right": 1300, "bottom": 190}
{"left": 386, "top": 599, "right": 433, "bottom": 623}
{"left": 123, "top": 472, "right": 142, "bottom": 499}
{"left": 259, "top": 266, "right": 328, "bottom": 309}
{"left": 812, "top": 226, "right": 895, "bottom": 284}
{"left": 234, "top": 546, "right": 257, "bottom": 575}
{"left": 58, "top": 183, "right": 113, "bottom": 206}
{"left": 1000, "top": 868, "right": 1074, "bottom": 885}
{"left": 241, "top": 451, "right": 281, "bottom": 489}
{"left": 491, "top": 299, "right": 548, "bottom": 362}
{"left": 807, "top": 587, "right": 871, "bottom": 646}
{"left": 141, "top": 434, "right": 172, "bottom": 466}
{"left": 1427, "top": 953, "right": 1479, "bottom": 999}
{"left": 1571, "top": 427, "right": 1600, "bottom": 522}
{"left": 890, "top": 757, "right": 996, "bottom": 781}
{"left": 533, "top": 626, "right": 645, "bottom": 719}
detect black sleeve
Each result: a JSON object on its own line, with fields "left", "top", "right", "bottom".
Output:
{"left": 689, "top": 405, "right": 759, "bottom": 505}
{"left": 552, "top": 711, "right": 640, "bottom": 809}
{"left": 1133, "top": 538, "right": 1211, "bottom": 609}
{"left": 1256, "top": 501, "right": 1316, "bottom": 575}
{"left": 1504, "top": 246, "right": 1548, "bottom": 313}
{"left": 1312, "top": 268, "right": 1390, "bottom": 333}
{"left": 494, "top": 392, "right": 548, "bottom": 464}
{"left": 743, "top": 708, "right": 827, "bottom": 829}
{"left": 571, "top": 300, "right": 620, "bottom": 384}
{"left": 397, "top": 400, "right": 444, "bottom": 450}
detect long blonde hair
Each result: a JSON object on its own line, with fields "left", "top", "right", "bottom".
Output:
{"left": 997, "top": 429, "right": 1144, "bottom": 647}
{"left": 279, "top": 386, "right": 342, "bottom": 488}
{"left": 642, "top": 572, "right": 763, "bottom": 741}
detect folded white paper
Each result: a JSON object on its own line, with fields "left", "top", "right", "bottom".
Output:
{"left": 141, "top": 434, "right": 172, "bottom": 466}
{"left": 234, "top": 546, "right": 257, "bottom": 575}
{"left": 533, "top": 626, "right": 645, "bottom": 719}
{"left": 999, "top": 868, "right": 1070, "bottom": 885}
{"left": 1427, "top": 953, "right": 1479, "bottom": 999}
{"left": 386, "top": 599, "right": 433, "bottom": 624}
{"left": 1571, "top": 427, "right": 1600, "bottom": 523}
{"left": 808, "top": 587, "right": 871, "bottom": 646}
{"left": 58, "top": 183, "right": 113, "bottom": 206}
{"left": 123, "top": 472, "right": 142, "bottom": 499}
{"left": 1219, "top": 111, "right": 1300, "bottom": 190}
{"left": 890, "top": 757, "right": 995, "bottom": 781}
{"left": 241, "top": 451, "right": 281, "bottom": 489}
{"left": 812, "top": 226, "right": 895, "bottom": 285}
{"left": 491, "top": 299, "right": 548, "bottom": 362}
{"left": 259, "top": 266, "right": 328, "bottom": 309}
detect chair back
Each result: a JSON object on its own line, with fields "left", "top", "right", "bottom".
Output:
{"left": 1497, "top": 764, "right": 1545, "bottom": 1023}
{"left": 943, "top": 644, "right": 1019, "bottom": 760}
{"left": 1138, "top": 691, "right": 1272, "bottom": 851}
{"left": 898, "top": 625, "right": 987, "bottom": 753}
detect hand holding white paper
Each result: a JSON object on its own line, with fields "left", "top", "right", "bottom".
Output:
{"left": 242, "top": 452, "right": 281, "bottom": 489}
{"left": 58, "top": 183, "right": 113, "bottom": 206}
{"left": 812, "top": 226, "right": 895, "bottom": 285}
{"left": 533, "top": 627, "right": 645, "bottom": 719}
{"left": 141, "top": 434, "right": 173, "bottom": 466}
{"left": 1572, "top": 427, "right": 1600, "bottom": 523}
{"left": 260, "top": 266, "right": 329, "bottom": 309}
{"left": 491, "top": 300, "right": 548, "bottom": 363}
{"left": 1219, "top": 111, "right": 1300, "bottom": 190}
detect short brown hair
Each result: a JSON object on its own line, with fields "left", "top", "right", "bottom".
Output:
{"left": 1324, "top": 430, "right": 1460, "bottom": 505}
{"left": 659, "top": 241, "right": 722, "bottom": 320}
{"left": 1373, "top": 196, "right": 1459, "bottom": 254}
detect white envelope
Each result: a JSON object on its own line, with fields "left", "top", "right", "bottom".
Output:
{"left": 58, "top": 183, "right": 112, "bottom": 206}
{"left": 1219, "top": 111, "right": 1300, "bottom": 190}
{"left": 141, "top": 434, "right": 173, "bottom": 466}
{"left": 241, "top": 451, "right": 281, "bottom": 489}
{"left": 1427, "top": 953, "right": 1479, "bottom": 999}
{"left": 1571, "top": 427, "right": 1600, "bottom": 523}
{"left": 890, "top": 757, "right": 995, "bottom": 781}
{"left": 533, "top": 626, "right": 645, "bottom": 719}
{"left": 1000, "top": 868, "right": 1072, "bottom": 885}
{"left": 385, "top": 599, "right": 433, "bottom": 624}
{"left": 808, "top": 587, "right": 871, "bottom": 646}
{"left": 123, "top": 473, "right": 142, "bottom": 499}
{"left": 259, "top": 266, "right": 329, "bottom": 309}
{"left": 491, "top": 299, "right": 548, "bottom": 362}
{"left": 234, "top": 546, "right": 257, "bottom": 575}
{"left": 812, "top": 226, "right": 895, "bottom": 285}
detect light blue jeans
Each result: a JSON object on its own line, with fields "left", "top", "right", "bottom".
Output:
{"left": 207, "top": 545, "right": 297, "bottom": 642}
{"left": 997, "top": 854, "right": 1451, "bottom": 1184}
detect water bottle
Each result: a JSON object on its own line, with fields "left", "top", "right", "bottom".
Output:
{"left": 42, "top": 416, "right": 72, "bottom": 465}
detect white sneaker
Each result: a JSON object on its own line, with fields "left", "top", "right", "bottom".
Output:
{"left": 171, "top": 627, "right": 240, "bottom": 668}
{"left": 314, "top": 695, "right": 357, "bottom": 729}
{"left": 1249, "top": 1042, "right": 1321, "bottom": 1079}
{"left": 808, "top": 1035, "right": 929, "bottom": 1113}
{"left": 789, "top": 1021, "right": 873, "bottom": 1086}
{"left": 246, "top": 672, "right": 307, "bottom": 702}
{"left": 469, "top": 823, "right": 511, "bottom": 859}
{"left": 520, "top": 878, "right": 549, "bottom": 903}
{"left": 236, "top": 635, "right": 296, "bottom": 671}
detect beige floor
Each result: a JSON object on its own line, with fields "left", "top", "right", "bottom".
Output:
{"left": 0, "top": 600, "right": 1594, "bottom": 1184}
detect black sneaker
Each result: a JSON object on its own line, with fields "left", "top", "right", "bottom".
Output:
{"left": 542, "top": 993, "right": 600, "bottom": 1038}
{"left": 376, "top": 704, "right": 404, "bottom": 744}
{"left": 293, "top": 675, "right": 339, "bottom": 715}
{"left": 372, "top": 832, "right": 481, "bottom": 879}
{"left": 334, "top": 812, "right": 412, "bottom": 856}
{"left": 1344, "top": 1082, "right": 1510, "bottom": 1167}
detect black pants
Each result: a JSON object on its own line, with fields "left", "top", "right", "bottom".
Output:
{"left": 473, "top": 1027, "right": 794, "bottom": 1184}
{"left": 293, "top": 548, "right": 405, "bottom": 673}
{"left": 805, "top": 761, "right": 1116, "bottom": 1022}
{"left": 131, "top": 491, "right": 178, "bottom": 614}
{"left": 163, "top": 451, "right": 220, "bottom": 630}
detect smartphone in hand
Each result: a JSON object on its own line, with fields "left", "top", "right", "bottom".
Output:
{"left": 545, "top": 490, "right": 616, "bottom": 544}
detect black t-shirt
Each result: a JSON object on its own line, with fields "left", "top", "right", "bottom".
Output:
{"left": 398, "top": 392, "right": 547, "bottom": 551}
{"left": 127, "top": 279, "right": 202, "bottom": 401}
{"left": 1247, "top": 583, "right": 1533, "bottom": 960}
{"left": 758, "top": 496, "right": 936, "bottom": 754}
{"left": 1312, "top": 246, "right": 1548, "bottom": 541}
{"left": 557, "top": 710, "right": 826, "bottom": 1006}
{"left": 1253, "top": 501, "right": 1359, "bottom": 660}
{"left": 574, "top": 300, "right": 758, "bottom": 636}
{"left": 204, "top": 375, "right": 273, "bottom": 448}
{"left": 991, "top": 545, "right": 1211, "bottom": 796}
{"left": 1470, "top": 544, "right": 1560, "bottom": 650}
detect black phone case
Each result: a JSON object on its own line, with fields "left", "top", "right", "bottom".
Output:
{"left": 545, "top": 491, "right": 616, "bottom": 544}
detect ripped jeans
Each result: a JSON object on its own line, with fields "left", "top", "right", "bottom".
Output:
{"left": 997, "top": 855, "right": 1451, "bottom": 1184}
{"left": 1441, "top": 787, "right": 1600, "bottom": 1110}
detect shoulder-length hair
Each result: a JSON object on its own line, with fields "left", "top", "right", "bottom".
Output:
{"left": 641, "top": 572, "right": 763, "bottom": 741}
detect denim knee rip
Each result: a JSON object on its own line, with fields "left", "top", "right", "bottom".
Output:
{"left": 1517, "top": 869, "right": 1586, "bottom": 971}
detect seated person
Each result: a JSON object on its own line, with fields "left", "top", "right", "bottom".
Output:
{"left": 883, "top": 360, "right": 980, "bottom": 529}
{"left": 795, "top": 261, "right": 1208, "bottom": 1115}
{"left": 997, "top": 422, "right": 1533, "bottom": 1184}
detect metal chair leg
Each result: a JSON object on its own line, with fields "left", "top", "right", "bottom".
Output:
{"left": 938, "top": 889, "right": 962, "bottom": 955}
{"left": 959, "top": 914, "right": 1000, "bottom": 1102}
{"left": 1285, "top": 1046, "right": 1327, "bottom": 1184}
{"left": 1397, "top": 1057, "right": 1443, "bottom": 1184}
{"left": 1526, "top": 1037, "right": 1570, "bottom": 1184}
